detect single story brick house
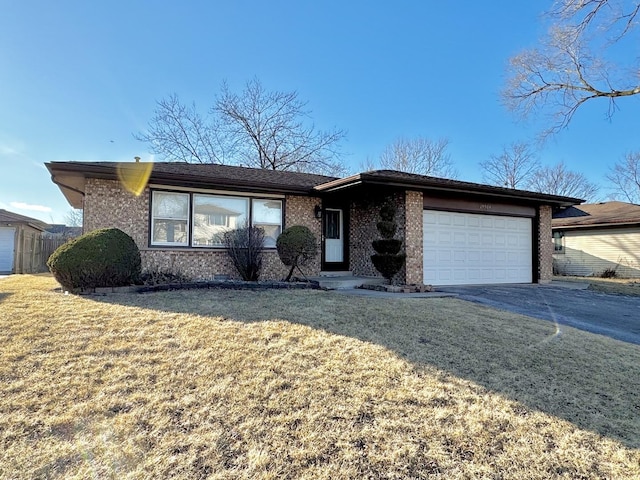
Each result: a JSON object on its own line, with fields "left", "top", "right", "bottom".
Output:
{"left": 552, "top": 201, "right": 640, "bottom": 278}
{"left": 46, "top": 161, "right": 580, "bottom": 285}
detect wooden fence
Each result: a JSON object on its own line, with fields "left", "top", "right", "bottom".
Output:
{"left": 15, "top": 232, "right": 68, "bottom": 274}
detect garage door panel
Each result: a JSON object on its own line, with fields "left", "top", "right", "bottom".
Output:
{"left": 468, "top": 233, "right": 480, "bottom": 245}
{"left": 453, "top": 216, "right": 466, "bottom": 227}
{"left": 0, "top": 227, "right": 16, "bottom": 273}
{"left": 438, "top": 214, "right": 451, "bottom": 225}
{"left": 438, "top": 231, "right": 452, "bottom": 244}
{"left": 424, "top": 212, "right": 437, "bottom": 225}
{"left": 453, "top": 232, "right": 466, "bottom": 243}
{"left": 423, "top": 211, "right": 532, "bottom": 285}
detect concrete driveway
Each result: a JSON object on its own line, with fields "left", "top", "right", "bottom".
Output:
{"left": 438, "top": 282, "right": 640, "bottom": 345}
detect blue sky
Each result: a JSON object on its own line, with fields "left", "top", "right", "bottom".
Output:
{"left": 1, "top": 1, "right": 638, "bottom": 223}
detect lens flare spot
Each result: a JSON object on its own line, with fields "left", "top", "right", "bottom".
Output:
{"left": 117, "top": 161, "right": 153, "bottom": 196}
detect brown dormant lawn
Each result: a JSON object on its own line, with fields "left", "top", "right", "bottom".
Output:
{"left": 559, "top": 276, "right": 640, "bottom": 297}
{"left": 1, "top": 275, "right": 639, "bottom": 479}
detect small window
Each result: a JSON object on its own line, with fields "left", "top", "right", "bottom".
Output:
{"left": 553, "top": 231, "right": 564, "bottom": 253}
{"left": 324, "top": 210, "right": 341, "bottom": 239}
{"left": 252, "top": 199, "right": 283, "bottom": 248}
{"left": 193, "top": 194, "right": 249, "bottom": 246}
{"left": 151, "top": 191, "right": 189, "bottom": 245}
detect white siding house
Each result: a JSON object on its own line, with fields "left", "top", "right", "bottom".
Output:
{"left": 553, "top": 202, "right": 640, "bottom": 278}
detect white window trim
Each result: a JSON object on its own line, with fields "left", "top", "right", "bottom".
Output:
{"left": 148, "top": 184, "right": 284, "bottom": 199}
{"left": 150, "top": 191, "right": 190, "bottom": 246}
{"left": 149, "top": 189, "right": 284, "bottom": 249}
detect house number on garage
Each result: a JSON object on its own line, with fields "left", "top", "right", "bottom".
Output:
{"left": 479, "top": 203, "right": 492, "bottom": 210}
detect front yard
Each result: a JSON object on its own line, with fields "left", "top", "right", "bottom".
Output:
{"left": 554, "top": 275, "right": 640, "bottom": 297}
{"left": 1, "top": 275, "right": 639, "bottom": 479}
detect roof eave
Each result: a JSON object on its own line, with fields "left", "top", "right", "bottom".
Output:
{"left": 315, "top": 173, "right": 581, "bottom": 207}
{"left": 552, "top": 221, "right": 640, "bottom": 229}
{"left": 46, "top": 162, "right": 319, "bottom": 201}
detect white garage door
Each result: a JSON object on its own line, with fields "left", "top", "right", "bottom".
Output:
{"left": 423, "top": 210, "right": 532, "bottom": 285}
{"left": 0, "top": 227, "right": 16, "bottom": 273}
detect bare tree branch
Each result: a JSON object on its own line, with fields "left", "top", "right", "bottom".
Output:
{"left": 135, "top": 94, "right": 226, "bottom": 164}
{"left": 358, "top": 156, "right": 378, "bottom": 172}
{"left": 504, "top": 1, "right": 640, "bottom": 135}
{"left": 607, "top": 151, "right": 640, "bottom": 202}
{"left": 136, "top": 79, "right": 346, "bottom": 175}
{"left": 378, "top": 137, "right": 457, "bottom": 178}
{"left": 64, "top": 209, "right": 83, "bottom": 227}
{"left": 214, "top": 78, "right": 346, "bottom": 175}
{"left": 527, "top": 161, "right": 599, "bottom": 200}
{"left": 480, "top": 142, "right": 539, "bottom": 189}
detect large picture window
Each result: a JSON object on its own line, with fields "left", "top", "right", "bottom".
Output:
{"left": 193, "top": 195, "right": 249, "bottom": 246}
{"left": 150, "top": 190, "right": 282, "bottom": 248}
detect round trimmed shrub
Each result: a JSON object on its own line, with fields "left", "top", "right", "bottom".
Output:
{"left": 371, "top": 239, "right": 402, "bottom": 255}
{"left": 276, "top": 225, "right": 318, "bottom": 281}
{"left": 47, "top": 228, "right": 141, "bottom": 291}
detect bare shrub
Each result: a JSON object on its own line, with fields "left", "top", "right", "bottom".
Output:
{"left": 223, "top": 225, "right": 265, "bottom": 281}
{"left": 599, "top": 267, "right": 618, "bottom": 279}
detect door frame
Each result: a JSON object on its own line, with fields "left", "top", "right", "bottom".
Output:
{"left": 321, "top": 207, "right": 349, "bottom": 271}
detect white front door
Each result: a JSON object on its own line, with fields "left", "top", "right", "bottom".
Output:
{"left": 0, "top": 227, "right": 16, "bottom": 273}
{"left": 324, "top": 208, "right": 343, "bottom": 263}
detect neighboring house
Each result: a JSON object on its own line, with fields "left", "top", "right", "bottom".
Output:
{"left": 46, "top": 161, "right": 580, "bottom": 286}
{"left": 552, "top": 201, "right": 640, "bottom": 278}
{"left": 42, "top": 224, "right": 83, "bottom": 239}
{"left": 0, "top": 209, "right": 49, "bottom": 274}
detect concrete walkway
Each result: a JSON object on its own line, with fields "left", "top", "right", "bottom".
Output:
{"left": 328, "top": 279, "right": 586, "bottom": 299}
{"left": 331, "top": 288, "right": 456, "bottom": 298}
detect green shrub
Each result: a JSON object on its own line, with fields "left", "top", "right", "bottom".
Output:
{"left": 376, "top": 220, "right": 397, "bottom": 238}
{"left": 223, "top": 225, "right": 265, "bottom": 281}
{"left": 139, "top": 268, "right": 191, "bottom": 286}
{"left": 276, "top": 225, "right": 318, "bottom": 282}
{"left": 371, "top": 202, "right": 406, "bottom": 284}
{"left": 47, "top": 228, "right": 141, "bottom": 291}
{"left": 372, "top": 239, "right": 403, "bottom": 255}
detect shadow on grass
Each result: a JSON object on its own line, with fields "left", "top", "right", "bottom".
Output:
{"left": 0, "top": 292, "right": 12, "bottom": 304}
{"left": 92, "top": 288, "right": 640, "bottom": 449}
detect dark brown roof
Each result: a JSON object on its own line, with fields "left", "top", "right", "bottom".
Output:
{"left": 46, "top": 162, "right": 583, "bottom": 209}
{"left": 552, "top": 201, "right": 640, "bottom": 228}
{"left": 49, "top": 161, "right": 336, "bottom": 191}
{"left": 46, "top": 161, "right": 339, "bottom": 208}
{"left": 316, "top": 170, "right": 582, "bottom": 207}
{"left": 0, "top": 209, "right": 48, "bottom": 230}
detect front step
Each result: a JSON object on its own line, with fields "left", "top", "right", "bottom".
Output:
{"left": 319, "top": 271, "right": 353, "bottom": 277}
{"left": 315, "top": 275, "right": 386, "bottom": 290}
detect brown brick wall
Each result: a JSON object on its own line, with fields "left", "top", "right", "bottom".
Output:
{"left": 537, "top": 205, "right": 553, "bottom": 283}
{"left": 404, "top": 190, "right": 424, "bottom": 284}
{"left": 284, "top": 195, "right": 322, "bottom": 278}
{"left": 349, "top": 190, "right": 417, "bottom": 284}
{"left": 82, "top": 178, "right": 322, "bottom": 281}
{"left": 84, "top": 178, "right": 149, "bottom": 247}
